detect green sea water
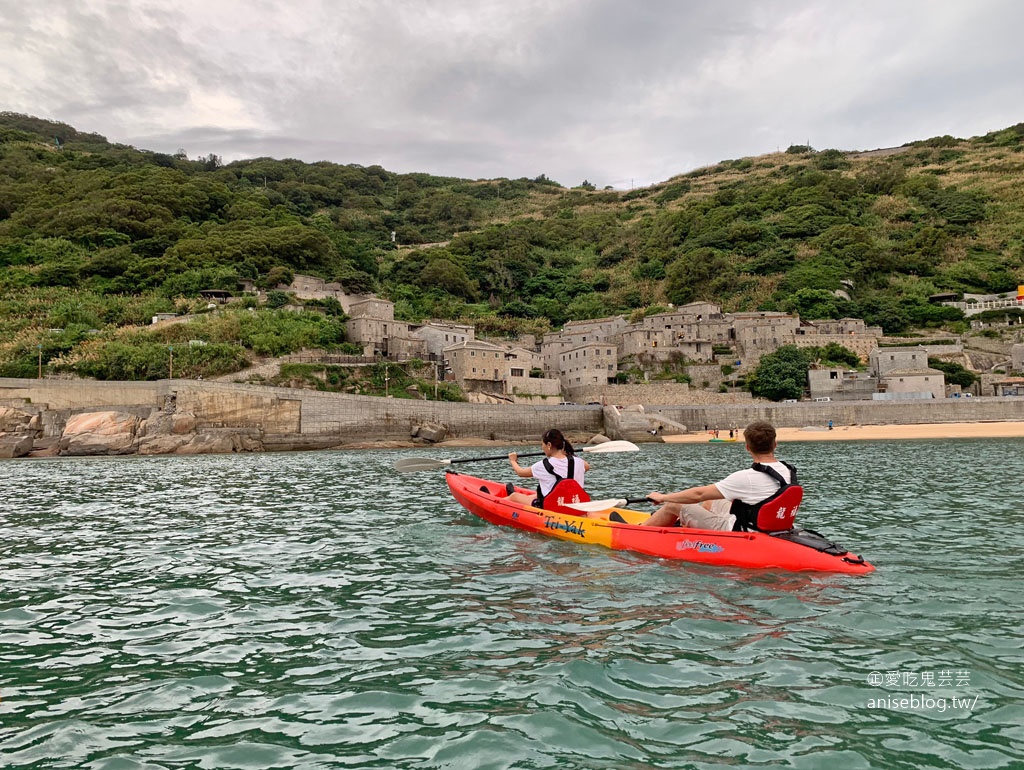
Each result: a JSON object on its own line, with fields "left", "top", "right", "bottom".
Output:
{"left": 1, "top": 439, "right": 1022, "bottom": 769}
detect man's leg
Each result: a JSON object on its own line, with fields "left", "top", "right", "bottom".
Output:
{"left": 642, "top": 502, "right": 681, "bottom": 527}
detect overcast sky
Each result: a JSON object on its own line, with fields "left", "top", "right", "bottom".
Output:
{"left": 3, "top": 0, "right": 1023, "bottom": 189}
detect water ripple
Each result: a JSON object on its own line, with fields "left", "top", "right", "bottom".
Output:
{"left": 2, "top": 443, "right": 1023, "bottom": 768}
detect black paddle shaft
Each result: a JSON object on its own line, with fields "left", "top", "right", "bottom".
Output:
{"left": 449, "top": 450, "right": 545, "bottom": 464}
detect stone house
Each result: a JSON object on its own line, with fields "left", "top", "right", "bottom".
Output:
{"left": 281, "top": 274, "right": 367, "bottom": 312}
{"left": 869, "top": 347, "right": 945, "bottom": 400}
{"left": 807, "top": 367, "right": 879, "bottom": 401}
{"left": 345, "top": 299, "right": 423, "bottom": 357}
{"left": 794, "top": 318, "right": 884, "bottom": 362}
{"left": 540, "top": 315, "right": 627, "bottom": 373}
{"left": 504, "top": 346, "right": 560, "bottom": 399}
{"left": 443, "top": 339, "right": 511, "bottom": 394}
{"left": 411, "top": 321, "right": 474, "bottom": 360}
{"left": 729, "top": 312, "right": 801, "bottom": 366}
{"left": 991, "top": 376, "right": 1024, "bottom": 396}
{"left": 558, "top": 341, "right": 619, "bottom": 394}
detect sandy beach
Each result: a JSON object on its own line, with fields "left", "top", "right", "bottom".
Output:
{"left": 663, "top": 421, "right": 1024, "bottom": 444}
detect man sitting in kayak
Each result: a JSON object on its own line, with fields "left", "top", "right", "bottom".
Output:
{"left": 640, "top": 420, "right": 797, "bottom": 531}
{"left": 507, "top": 428, "right": 591, "bottom": 510}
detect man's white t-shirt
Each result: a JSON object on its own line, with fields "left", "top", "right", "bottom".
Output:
{"left": 531, "top": 456, "right": 586, "bottom": 497}
{"left": 714, "top": 462, "right": 792, "bottom": 504}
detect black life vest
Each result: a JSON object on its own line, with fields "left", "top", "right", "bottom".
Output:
{"left": 730, "top": 461, "right": 802, "bottom": 532}
{"left": 537, "top": 455, "right": 590, "bottom": 514}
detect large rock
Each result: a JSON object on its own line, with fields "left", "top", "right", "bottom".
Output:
{"left": 415, "top": 421, "right": 448, "bottom": 443}
{"left": 137, "top": 435, "right": 193, "bottom": 455}
{"left": 0, "top": 407, "right": 35, "bottom": 432}
{"left": 175, "top": 433, "right": 239, "bottom": 455}
{"left": 139, "top": 411, "right": 197, "bottom": 437}
{"left": 27, "top": 438, "right": 61, "bottom": 457}
{"left": 61, "top": 411, "right": 139, "bottom": 455}
{"left": 0, "top": 433, "right": 34, "bottom": 458}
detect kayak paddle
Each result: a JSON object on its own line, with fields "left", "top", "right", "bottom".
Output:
{"left": 393, "top": 439, "right": 639, "bottom": 472}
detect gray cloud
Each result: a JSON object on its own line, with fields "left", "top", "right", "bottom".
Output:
{"left": 2, "top": 0, "right": 1022, "bottom": 188}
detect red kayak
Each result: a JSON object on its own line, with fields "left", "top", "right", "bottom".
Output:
{"left": 447, "top": 471, "right": 874, "bottom": 574}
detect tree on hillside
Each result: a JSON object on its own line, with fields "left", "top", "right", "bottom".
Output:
{"left": 928, "top": 358, "right": 977, "bottom": 389}
{"left": 748, "top": 345, "right": 814, "bottom": 401}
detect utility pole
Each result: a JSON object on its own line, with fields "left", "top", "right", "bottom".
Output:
{"left": 37, "top": 344, "right": 42, "bottom": 379}
{"left": 168, "top": 346, "right": 174, "bottom": 379}
{"left": 384, "top": 363, "right": 389, "bottom": 397}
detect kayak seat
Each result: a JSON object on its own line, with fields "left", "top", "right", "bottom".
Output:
{"left": 754, "top": 485, "right": 803, "bottom": 532}
{"left": 540, "top": 479, "right": 591, "bottom": 516}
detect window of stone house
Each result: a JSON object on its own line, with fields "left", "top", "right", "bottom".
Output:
{"left": 830, "top": 372, "right": 838, "bottom": 379}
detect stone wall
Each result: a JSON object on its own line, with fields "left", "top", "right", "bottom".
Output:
{"left": 0, "top": 377, "right": 604, "bottom": 454}
{"left": 575, "top": 382, "right": 752, "bottom": 406}
{"left": 2, "top": 377, "right": 1022, "bottom": 458}
{"left": 648, "top": 397, "right": 1024, "bottom": 431}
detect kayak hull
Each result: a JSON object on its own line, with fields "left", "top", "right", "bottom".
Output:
{"left": 446, "top": 472, "right": 874, "bottom": 574}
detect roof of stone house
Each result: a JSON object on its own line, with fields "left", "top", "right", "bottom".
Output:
{"left": 870, "top": 346, "right": 927, "bottom": 355}
{"left": 881, "top": 368, "right": 944, "bottom": 377}
{"left": 420, "top": 320, "right": 473, "bottom": 330}
{"left": 442, "top": 338, "right": 506, "bottom": 352}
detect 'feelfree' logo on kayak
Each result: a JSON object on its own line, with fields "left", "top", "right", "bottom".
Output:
{"left": 676, "top": 538, "right": 724, "bottom": 553}
{"left": 544, "top": 516, "right": 586, "bottom": 537}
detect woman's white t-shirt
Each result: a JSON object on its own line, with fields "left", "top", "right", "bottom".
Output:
{"left": 530, "top": 456, "right": 586, "bottom": 497}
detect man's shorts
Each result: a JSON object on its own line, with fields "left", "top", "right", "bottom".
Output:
{"left": 678, "top": 499, "right": 736, "bottom": 531}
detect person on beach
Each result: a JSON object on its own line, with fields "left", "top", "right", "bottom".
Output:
{"left": 506, "top": 429, "right": 590, "bottom": 509}
{"left": 640, "top": 420, "right": 797, "bottom": 530}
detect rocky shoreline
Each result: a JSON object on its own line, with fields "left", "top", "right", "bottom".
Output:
{"left": 0, "top": 403, "right": 544, "bottom": 459}
{"left": 4, "top": 376, "right": 1023, "bottom": 460}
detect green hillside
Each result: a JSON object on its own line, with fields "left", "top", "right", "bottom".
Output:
{"left": 2, "top": 111, "right": 1023, "bottom": 381}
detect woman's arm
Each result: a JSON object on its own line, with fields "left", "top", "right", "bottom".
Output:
{"left": 509, "top": 453, "right": 534, "bottom": 478}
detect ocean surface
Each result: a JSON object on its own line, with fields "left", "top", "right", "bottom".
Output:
{"left": 1, "top": 439, "right": 1022, "bottom": 769}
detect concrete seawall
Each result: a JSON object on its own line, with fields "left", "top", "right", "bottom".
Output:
{"left": 2, "top": 378, "right": 1022, "bottom": 456}
{"left": 648, "top": 398, "right": 1024, "bottom": 431}
{"left": 0, "top": 378, "right": 603, "bottom": 449}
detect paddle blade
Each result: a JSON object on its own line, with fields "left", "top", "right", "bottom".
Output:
{"left": 579, "top": 440, "right": 640, "bottom": 454}
{"left": 565, "top": 496, "right": 652, "bottom": 512}
{"left": 565, "top": 498, "right": 628, "bottom": 512}
{"left": 393, "top": 457, "right": 452, "bottom": 472}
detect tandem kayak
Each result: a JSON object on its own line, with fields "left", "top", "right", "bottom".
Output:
{"left": 446, "top": 471, "right": 874, "bottom": 574}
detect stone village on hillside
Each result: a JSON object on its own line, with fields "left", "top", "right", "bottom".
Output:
{"left": 230, "top": 275, "right": 1024, "bottom": 405}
